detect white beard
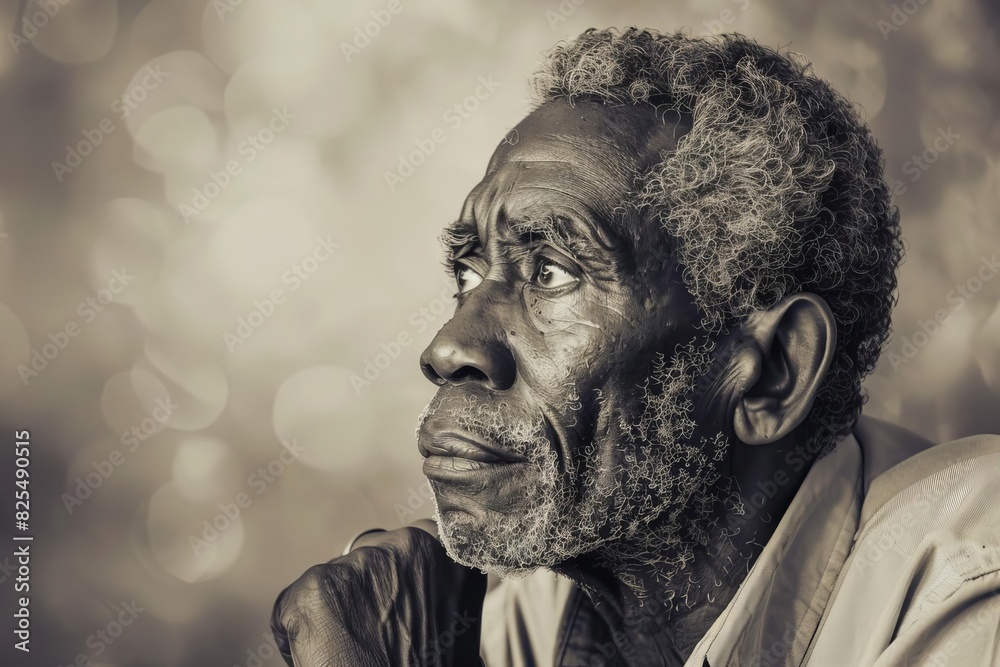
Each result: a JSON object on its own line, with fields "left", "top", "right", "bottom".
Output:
{"left": 421, "top": 337, "right": 741, "bottom": 594}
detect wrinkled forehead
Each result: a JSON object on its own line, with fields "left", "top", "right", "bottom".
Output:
{"left": 489, "top": 98, "right": 685, "bottom": 171}
{"left": 460, "top": 99, "right": 689, "bottom": 237}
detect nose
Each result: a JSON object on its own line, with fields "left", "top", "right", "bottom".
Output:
{"left": 420, "top": 329, "right": 516, "bottom": 391}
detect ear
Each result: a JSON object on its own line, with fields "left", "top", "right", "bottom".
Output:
{"left": 730, "top": 293, "right": 836, "bottom": 445}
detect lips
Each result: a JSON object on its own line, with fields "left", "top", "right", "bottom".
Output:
{"left": 418, "top": 432, "right": 526, "bottom": 464}
{"left": 419, "top": 431, "right": 529, "bottom": 486}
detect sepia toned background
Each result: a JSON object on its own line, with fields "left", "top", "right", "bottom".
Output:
{"left": 0, "top": 0, "right": 998, "bottom": 664}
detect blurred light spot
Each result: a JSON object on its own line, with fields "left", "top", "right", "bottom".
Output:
{"left": 100, "top": 369, "right": 171, "bottom": 436}
{"left": 164, "top": 141, "right": 330, "bottom": 225}
{"left": 144, "top": 482, "right": 244, "bottom": 583}
{"left": 919, "top": 1, "right": 975, "bottom": 70}
{"left": 200, "top": 0, "right": 318, "bottom": 74}
{"left": 304, "top": 2, "right": 356, "bottom": 29}
{"left": 139, "top": 341, "right": 229, "bottom": 431}
{"left": 225, "top": 48, "right": 372, "bottom": 137}
{"left": 0, "top": 303, "right": 30, "bottom": 398}
{"left": 273, "top": 366, "right": 375, "bottom": 471}
{"left": 122, "top": 51, "right": 228, "bottom": 139}
{"left": 133, "top": 105, "right": 218, "bottom": 175}
{"left": 64, "top": 436, "right": 125, "bottom": 492}
{"left": 209, "top": 199, "right": 325, "bottom": 296}
{"left": 29, "top": 0, "right": 118, "bottom": 64}
{"left": 821, "top": 38, "right": 886, "bottom": 122}
{"left": 88, "top": 198, "right": 172, "bottom": 306}
{"left": 129, "top": 0, "right": 198, "bottom": 56}
{"left": 172, "top": 436, "right": 243, "bottom": 503}
{"left": 130, "top": 363, "right": 177, "bottom": 422}
{"left": 131, "top": 236, "right": 236, "bottom": 347}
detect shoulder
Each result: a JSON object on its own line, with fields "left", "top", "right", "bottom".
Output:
{"left": 847, "top": 431, "right": 1000, "bottom": 659}
{"left": 854, "top": 429, "right": 1000, "bottom": 584}
{"left": 808, "top": 429, "right": 1000, "bottom": 664}
{"left": 858, "top": 430, "right": 1000, "bottom": 531}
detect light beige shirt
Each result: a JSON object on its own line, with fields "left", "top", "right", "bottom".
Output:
{"left": 480, "top": 422, "right": 1000, "bottom": 666}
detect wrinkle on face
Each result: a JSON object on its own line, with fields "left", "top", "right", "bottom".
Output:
{"left": 422, "top": 98, "right": 731, "bottom": 592}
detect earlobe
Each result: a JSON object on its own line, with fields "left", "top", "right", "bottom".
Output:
{"left": 731, "top": 293, "right": 836, "bottom": 445}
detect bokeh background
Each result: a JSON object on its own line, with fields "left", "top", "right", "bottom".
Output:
{"left": 0, "top": 0, "right": 998, "bottom": 664}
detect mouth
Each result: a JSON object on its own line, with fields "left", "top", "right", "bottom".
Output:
{"left": 419, "top": 431, "right": 527, "bottom": 463}
{"left": 419, "top": 431, "right": 529, "bottom": 485}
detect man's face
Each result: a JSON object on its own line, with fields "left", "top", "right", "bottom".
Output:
{"left": 417, "top": 99, "right": 731, "bottom": 577}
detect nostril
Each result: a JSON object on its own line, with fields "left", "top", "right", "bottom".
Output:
{"left": 420, "top": 361, "right": 447, "bottom": 386}
{"left": 451, "top": 366, "right": 489, "bottom": 385}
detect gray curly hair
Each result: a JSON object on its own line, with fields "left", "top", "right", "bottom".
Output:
{"left": 533, "top": 28, "right": 904, "bottom": 455}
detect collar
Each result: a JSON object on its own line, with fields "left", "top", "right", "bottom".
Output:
{"left": 687, "top": 434, "right": 863, "bottom": 667}
{"left": 552, "top": 435, "right": 865, "bottom": 667}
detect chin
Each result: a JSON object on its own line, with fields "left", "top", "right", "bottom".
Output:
{"left": 431, "top": 474, "right": 604, "bottom": 578}
{"left": 435, "top": 508, "right": 550, "bottom": 578}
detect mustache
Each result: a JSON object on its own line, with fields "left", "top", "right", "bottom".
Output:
{"left": 419, "top": 391, "right": 550, "bottom": 459}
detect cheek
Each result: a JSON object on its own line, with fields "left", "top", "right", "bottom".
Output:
{"left": 512, "top": 286, "right": 627, "bottom": 395}
{"left": 515, "top": 292, "right": 665, "bottom": 459}
{"left": 522, "top": 284, "right": 603, "bottom": 332}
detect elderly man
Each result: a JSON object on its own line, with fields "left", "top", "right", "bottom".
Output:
{"left": 272, "top": 29, "right": 1000, "bottom": 666}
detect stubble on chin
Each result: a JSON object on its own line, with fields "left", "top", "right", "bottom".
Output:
{"left": 422, "top": 337, "right": 742, "bottom": 595}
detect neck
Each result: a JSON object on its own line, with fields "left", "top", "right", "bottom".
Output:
{"left": 552, "top": 448, "right": 808, "bottom": 666}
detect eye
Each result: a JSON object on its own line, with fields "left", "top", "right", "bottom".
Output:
{"left": 455, "top": 265, "right": 484, "bottom": 293}
{"left": 535, "top": 259, "right": 578, "bottom": 289}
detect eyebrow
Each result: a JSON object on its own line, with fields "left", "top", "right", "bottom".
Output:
{"left": 507, "top": 212, "right": 614, "bottom": 260}
{"left": 439, "top": 208, "right": 621, "bottom": 275}
{"left": 440, "top": 219, "right": 479, "bottom": 261}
